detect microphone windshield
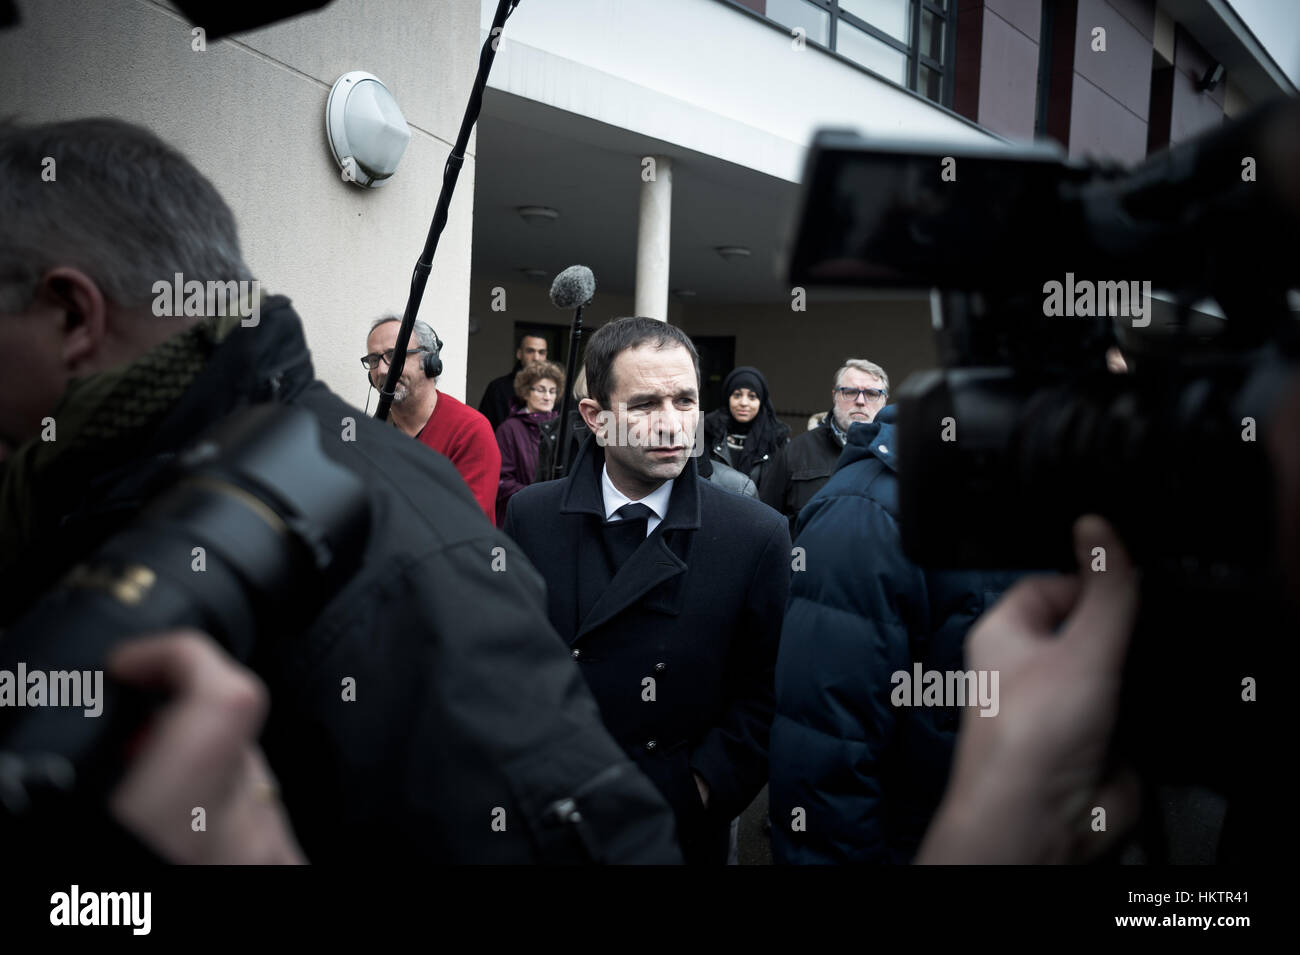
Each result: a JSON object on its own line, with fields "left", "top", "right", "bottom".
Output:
{"left": 550, "top": 265, "right": 596, "bottom": 309}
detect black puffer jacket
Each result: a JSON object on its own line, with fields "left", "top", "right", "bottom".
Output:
{"left": 1, "top": 296, "right": 680, "bottom": 865}
{"left": 770, "top": 405, "right": 1024, "bottom": 864}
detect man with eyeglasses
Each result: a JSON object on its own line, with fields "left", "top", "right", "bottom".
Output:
{"left": 364, "top": 316, "right": 500, "bottom": 522}
{"left": 758, "top": 359, "right": 889, "bottom": 537}
{"left": 770, "top": 362, "right": 1025, "bottom": 865}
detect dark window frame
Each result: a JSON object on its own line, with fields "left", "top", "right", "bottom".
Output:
{"left": 757, "top": 0, "right": 958, "bottom": 106}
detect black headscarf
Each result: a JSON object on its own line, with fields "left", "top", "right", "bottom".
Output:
{"left": 715, "top": 366, "right": 789, "bottom": 475}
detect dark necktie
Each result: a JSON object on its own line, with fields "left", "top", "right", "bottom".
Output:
{"left": 602, "top": 503, "right": 655, "bottom": 575}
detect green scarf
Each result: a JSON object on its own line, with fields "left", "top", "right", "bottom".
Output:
{"left": 0, "top": 314, "right": 243, "bottom": 570}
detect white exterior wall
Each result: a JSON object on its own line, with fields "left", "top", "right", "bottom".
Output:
{"left": 482, "top": 0, "right": 998, "bottom": 186}
{"left": 0, "top": 0, "right": 480, "bottom": 408}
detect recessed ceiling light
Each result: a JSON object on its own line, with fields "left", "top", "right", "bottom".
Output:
{"left": 715, "top": 246, "right": 751, "bottom": 261}
{"left": 516, "top": 206, "right": 560, "bottom": 226}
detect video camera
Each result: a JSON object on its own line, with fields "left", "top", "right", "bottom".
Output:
{"left": 787, "top": 98, "right": 1300, "bottom": 789}
{"left": 0, "top": 404, "right": 369, "bottom": 820}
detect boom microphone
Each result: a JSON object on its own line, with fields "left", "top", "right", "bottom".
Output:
{"left": 374, "top": 0, "right": 522, "bottom": 423}
{"left": 546, "top": 265, "right": 596, "bottom": 481}
{"left": 550, "top": 265, "right": 596, "bottom": 310}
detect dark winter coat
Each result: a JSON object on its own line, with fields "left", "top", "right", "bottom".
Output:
{"left": 0, "top": 297, "right": 680, "bottom": 865}
{"left": 537, "top": 407, "right": 586, "bottom": 483}
{"left": 495, "top": 404, "right": 558, "bottom": 525}
{"left": 769, "top": 404, "right": 1023, "bottom": 864}
{"left": 478, "top": 365, "right": 523, "bottom": 432}
{"left": 504, "top": 437, "right": 792, "bottom": 863}
{"left": 758, "top": 416, "right": 845, "bottom": 537}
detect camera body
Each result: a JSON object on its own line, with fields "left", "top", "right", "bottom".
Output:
{"left": 0, "top": 404, "right": 370, "bottom": 814}
{"left": 787, "top": 101, "right": 1300, "bottom": 576}
{"left": 786, "top": 100, "right": 1300, "bottom": 788}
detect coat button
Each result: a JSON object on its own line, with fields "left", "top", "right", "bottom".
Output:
{"left": 654, "top": 662, "right": 666, "bottom": 672}
{"left": 571, "top": 649, "right": 581, "bottom": 659}
{"left": 645, "top": 739, "right": 657, "bottom": 751}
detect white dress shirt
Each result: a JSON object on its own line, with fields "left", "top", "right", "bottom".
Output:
{"left": 601, "top": 464, "right": 673, "bottom": 537}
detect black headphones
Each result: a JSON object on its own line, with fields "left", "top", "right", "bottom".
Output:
{"left": 367, "top": 318, "right": 443, "bottom": 380}
{"left": 421, "top": 327, "right": 444, "bottom": 379}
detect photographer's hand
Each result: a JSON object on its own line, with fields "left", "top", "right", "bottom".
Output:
{"left": 917, "top": 516, "right": 1141, "bottom": 864}
{"left": 106, "top": 630, "right": 306, "bottom": 864}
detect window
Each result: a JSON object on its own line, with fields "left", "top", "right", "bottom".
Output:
{"left": 838, "top": 19, "right": 908, "bottom": 84}
{"left": 760, "top": 0, "right": 955, "bottom": 106}
{"left": 766, "top": 0, "right": 831, "bottom": 46}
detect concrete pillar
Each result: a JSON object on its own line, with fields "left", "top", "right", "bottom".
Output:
{"left": 635, "top": 155, "right": 672, "bottom": 321}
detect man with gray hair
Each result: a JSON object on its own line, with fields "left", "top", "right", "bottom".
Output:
{"left": 363, "top": 315, "right": 500, "bottom": 521}
{"left": 0, "top": 117, "right": 680, "bottom": 864}
{"left": 770, "top": 367, "right": 1024, "bottom": 864}
{"left": 759, "top": 358, "right": 889, "bottom": 536}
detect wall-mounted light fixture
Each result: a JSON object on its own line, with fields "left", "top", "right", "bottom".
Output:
{"left": 326, "top": 71, "right": 411, "bottom": 188}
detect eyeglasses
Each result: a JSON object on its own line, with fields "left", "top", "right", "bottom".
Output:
{"left": 529, "top": 386, "right": 558, "bottom": 397}
{"left": 834, "top": 386, "right": 887, "bottom": 402}
{"left": 360, "top": 347, "right": 427, "bottom": 370}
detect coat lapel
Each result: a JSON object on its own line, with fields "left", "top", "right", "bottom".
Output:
{"left": 576, "top": 532, "right": 688, "bottom": 639}
{"left": 575, "top": 513, "right": 607, "bottom": 633}
{"left": 560, "top": 438, "right": 703, "bottom": 642}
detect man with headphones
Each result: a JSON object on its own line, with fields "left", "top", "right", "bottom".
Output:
{"left": 363, "top": 315, "right": 501, "bottom": 522}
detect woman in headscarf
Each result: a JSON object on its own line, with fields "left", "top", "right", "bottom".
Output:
{"left": 703, "top": 365, "right": 790, "bottom": 489}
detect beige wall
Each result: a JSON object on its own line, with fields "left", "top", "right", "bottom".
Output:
{"left": 0, "top": 0, "right": 479, "bottom": 409}
{"left": 466, "top": 276, "right": 687, "bottom": 408}
{"left": 466, "top": 277, "right": 937, "bottom": 432}
{"left": 677, "top": 297, "right": 938, "bottom": 431}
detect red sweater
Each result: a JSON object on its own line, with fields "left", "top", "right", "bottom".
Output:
{"left": 415, "top": 390, "right": 501, "bottom": 522}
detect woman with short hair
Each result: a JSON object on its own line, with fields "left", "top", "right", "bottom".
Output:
{"left": 495, "top": 360, "right": 566, "bottom": 526}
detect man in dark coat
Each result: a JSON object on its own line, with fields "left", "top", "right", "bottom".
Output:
{"left": 759, "top": 358, "right": 889, "bottom": 537}
{"left": 505, "top": 317, "right": 792, "bottom": 864}
{"left": 769, "top": 403, "right": 1023, "bottom": 864}
{"left": 0, "top": 117, "right": 680, "bottom": 865}
{"left": 477, "top": 332, "right": 549, "bottom": 431}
